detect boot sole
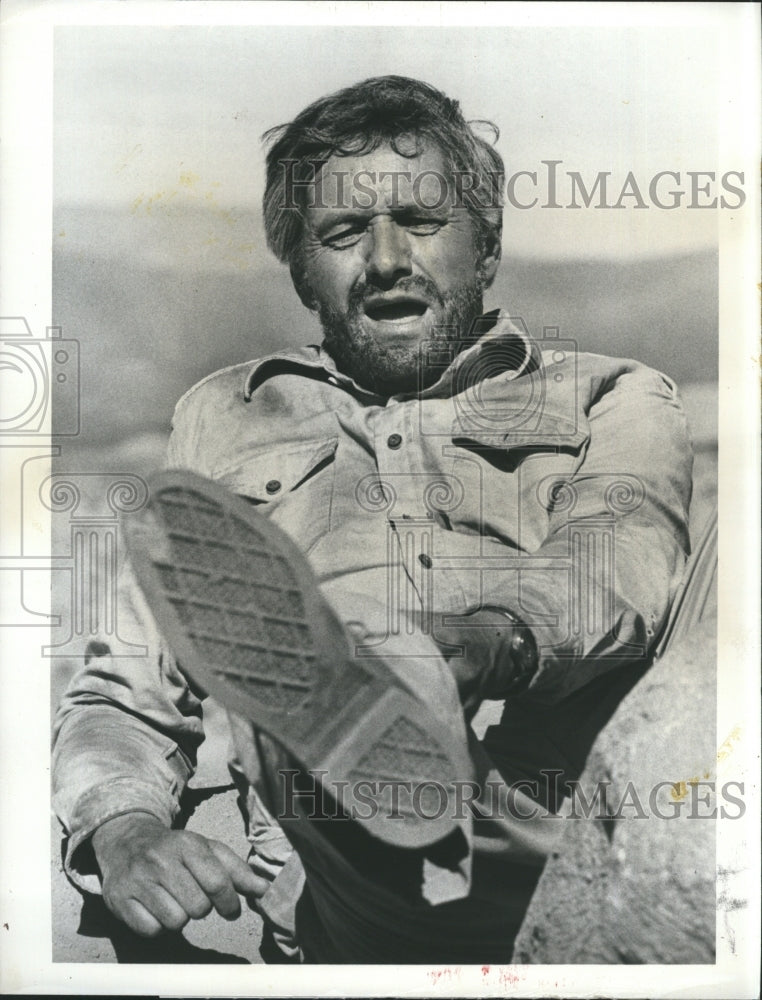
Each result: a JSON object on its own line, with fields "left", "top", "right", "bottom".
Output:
{"left": 123, "top": 469, "right": 471, "bottom": 849}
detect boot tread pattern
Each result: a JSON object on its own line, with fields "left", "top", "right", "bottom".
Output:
{"left": 151, "top": 486, "right": 328, "bottom": 713}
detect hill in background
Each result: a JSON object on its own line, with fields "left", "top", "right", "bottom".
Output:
{"left": 53, "top": 203, "right": 717, "bottom": 457}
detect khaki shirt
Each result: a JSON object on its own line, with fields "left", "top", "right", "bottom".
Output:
{"left": 52, "top": 313, "right": 693, "bottom": 959}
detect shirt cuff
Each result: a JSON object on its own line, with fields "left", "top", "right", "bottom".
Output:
{"left": 60, "top": 778, "right": 177, "bottom": 894}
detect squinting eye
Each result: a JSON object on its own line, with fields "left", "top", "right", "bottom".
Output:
{"left": 324, "top": 227, "right": 365, "bottom": 249}
{"left": 406, "top": 220, "right": 444, "bottom": 235}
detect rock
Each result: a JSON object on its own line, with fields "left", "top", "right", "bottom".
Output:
{"left": 513, "top": 618, "right": 716, "bottom": 964}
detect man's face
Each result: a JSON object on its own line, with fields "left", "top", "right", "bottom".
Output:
{"left": 297, "top": 142, "right": 499, "bottom": 395}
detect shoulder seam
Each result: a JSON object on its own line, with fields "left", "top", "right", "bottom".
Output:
{"left": 172, "top": 362, "right": 254, "bottom": 415}
{"left": 173, "top": 345, "right": 324, "bottom": 416}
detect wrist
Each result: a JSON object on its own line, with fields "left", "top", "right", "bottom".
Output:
{"left": 438, "top": 605, "right": 539, "bottom": 700}
{"left": 478, "top": 605, "right": 539, "bottom": 694}
{"left": 91, "top": 811, "right": 166, "bottom": 857}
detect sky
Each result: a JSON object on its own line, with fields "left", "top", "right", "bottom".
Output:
{"left": 54, "top": 23, "right": 724, "bottom": 258}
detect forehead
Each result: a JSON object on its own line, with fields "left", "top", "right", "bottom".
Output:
{"left": 308, "top": 142, "right": 452, "bottom": 220}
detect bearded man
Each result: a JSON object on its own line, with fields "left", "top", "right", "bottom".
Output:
{"left": 53, "top": 76, "right": 693, "bottom": 963}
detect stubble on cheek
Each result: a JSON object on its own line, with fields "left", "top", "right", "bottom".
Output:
{"left": 316, "top": 278, "right": 485, "bottom": 395}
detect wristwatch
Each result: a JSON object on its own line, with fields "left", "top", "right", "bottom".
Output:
{"left": 480, "top": 604, "right": 540, "bottom": 693}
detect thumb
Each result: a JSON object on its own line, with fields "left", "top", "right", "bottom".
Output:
{"left": 208, "top": 839, "right": 270, "bottom": 899}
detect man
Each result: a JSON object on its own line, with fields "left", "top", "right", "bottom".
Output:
{"left": 53, "top": 76, "right": 693, "bottom": 963}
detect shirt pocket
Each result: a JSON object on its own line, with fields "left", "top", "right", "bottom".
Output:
{"left": 215, "top": 436, "right": 339, "bottom": 553}
{"left": 447, "top": 414, "right": 589, "bottom": 552}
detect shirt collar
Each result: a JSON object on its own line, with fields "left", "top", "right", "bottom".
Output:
{"left": 243, "top": 310, "right": 539, "bottom": 403}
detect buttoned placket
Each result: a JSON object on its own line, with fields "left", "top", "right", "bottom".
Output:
{"left": 369, "top": 399, "right": 439, "bottom": 637}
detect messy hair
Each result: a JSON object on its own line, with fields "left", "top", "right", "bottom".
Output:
{"left": 262, "top": 75, "right": 505, "bottom": 268}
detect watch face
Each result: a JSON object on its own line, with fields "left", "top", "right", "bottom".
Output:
{"left": 506, "top": 624, "right": 538, "bottom": 691}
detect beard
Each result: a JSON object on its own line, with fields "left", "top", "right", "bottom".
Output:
{"left": 315, "top": 275, "right": 485, "bottom": 396}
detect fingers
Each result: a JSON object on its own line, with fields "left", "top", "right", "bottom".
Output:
{"left": 99, "top": 827, "right": 269, "bottom": 936}
{"left": 139, "top": 883, "right": 193, "bottom": 933}
{"left": 117, "top": 897, "right": 165, "bottom": 938}
{"left": 208, "top": 840, "right": 270, "bottom": 900}
{"left": 176, "top": 836, "right": 243, "bottom": 919}
{"left": 104, "top": 881, "right": 187, "bottom": 938}
{"left": 158, "top": 866, "right": 214, "bottom": 921}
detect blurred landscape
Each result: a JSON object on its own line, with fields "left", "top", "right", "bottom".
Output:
{"left": 54, "top": 203, "right": 717, "bottom": 472}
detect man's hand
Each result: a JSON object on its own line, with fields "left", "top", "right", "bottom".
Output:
{"left": 91, "top": 813, "right": 269, "bottom": 937}
{"left": 433, "top": 607, "right": 537, "bottom": 715}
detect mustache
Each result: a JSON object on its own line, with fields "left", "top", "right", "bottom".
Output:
{"left": 347, "top": 276, "right": 444, "bottom": 314}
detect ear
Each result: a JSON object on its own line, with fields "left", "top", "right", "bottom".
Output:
{"left": 480, "top": 230, "right": 502, "bottom": 290}
{"left": 290, "top": 261, "right": 317, "bottom": 310}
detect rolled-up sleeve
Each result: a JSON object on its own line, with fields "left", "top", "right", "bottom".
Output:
{"left": 52, "top": 546, "right": 206, "bottom": 893}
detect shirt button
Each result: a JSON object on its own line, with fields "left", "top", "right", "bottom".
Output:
{"left": 265, "top": 479, "right": 281, "bottom": 495}
{"left": 418, "top": 553, "right": 433, "bottom": 569}
{"left": 387, "top": 433, "right": 402, "bottom": 449}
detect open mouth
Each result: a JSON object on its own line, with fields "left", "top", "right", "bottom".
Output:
{"left": 364, "top": 297, "right": 429, "bottom": 322}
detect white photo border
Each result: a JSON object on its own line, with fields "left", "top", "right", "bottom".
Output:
{"left": 0, "top": 1, "right": 759, "bottom": 996}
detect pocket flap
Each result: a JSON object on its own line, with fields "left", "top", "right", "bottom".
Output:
{"left": 450, "top": 410, "right": 589, "bottom": 451}
{"left": 215, "top": 437, "right": 338, "bottom": 500}
{"left": 449, "top": 365, "right": 590, "bottom": 451}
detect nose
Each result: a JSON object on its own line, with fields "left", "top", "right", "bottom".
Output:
{"left": 365, "top": 218, "right": 412, "bottom": 286}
